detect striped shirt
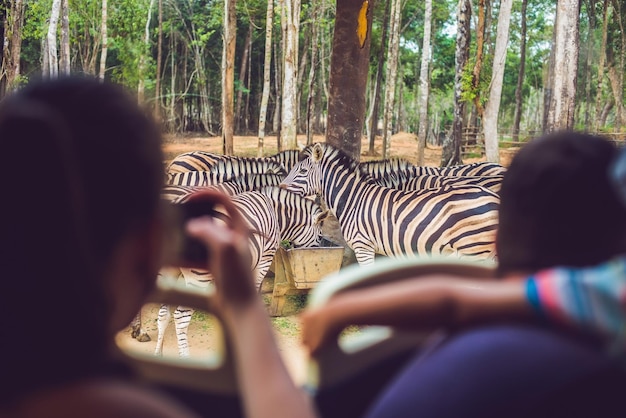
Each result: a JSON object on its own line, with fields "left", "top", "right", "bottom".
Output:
{"left": 526, "top": 257, "right": 626, "bottom": 357}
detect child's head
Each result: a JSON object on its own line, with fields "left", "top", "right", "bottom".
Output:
{"left": 496, "top": 132, "right": 626, "bottom": 276}
{"left": 0, "top": 77, "right": 164, "bottom": 399}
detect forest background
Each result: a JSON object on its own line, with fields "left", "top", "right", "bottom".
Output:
{"left": 1, "top": 0, "right": 623, "bottom": 165}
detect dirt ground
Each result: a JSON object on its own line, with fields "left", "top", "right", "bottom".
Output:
{"left": 116, "top": 132, "right": 520, "bottom": 385}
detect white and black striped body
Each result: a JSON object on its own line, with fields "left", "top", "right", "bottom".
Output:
{"left": 164, "top": 171, "right": 285, "bottom": 196}
{"left": 155, "top": 187, "right": 327, "bottom": 357}
{"left": 376, "top": 172, "right": 503, "bottom": 195}
{"left": 166, "top": 159, "right": 285, "bottom": 187}
{"left": 166, "top": 151, "right": 287, "bottom": 177}
{"left": 280, "top": 143, "right": 499, "bottom": 265}
{"left": 413, "top": 161, "right": 506, "bottom": 177}
{"left": 267, "top": 149, "right": 301, "bottom": 173}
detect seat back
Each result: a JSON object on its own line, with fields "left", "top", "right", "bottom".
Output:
{"left": 306, "top": 256, "right": 496, "bottom": 418}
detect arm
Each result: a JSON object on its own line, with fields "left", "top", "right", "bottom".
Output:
{"left": 301, "top": 276, "right": 533, "bottom": 355}
{"left": 185, "top": 190, "right": 316, "bottom": 418}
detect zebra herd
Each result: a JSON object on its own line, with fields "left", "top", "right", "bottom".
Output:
{"left": 140, "top": 144, "right": 505, "bottom": 357}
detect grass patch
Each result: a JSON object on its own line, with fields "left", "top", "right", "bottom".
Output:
{"left": 271, "top": 316, "right": 301, "bottom": 337}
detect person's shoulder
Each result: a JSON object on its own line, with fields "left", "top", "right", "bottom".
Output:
{"left": 9, "top": 378, "right": 199, "bottom": 418}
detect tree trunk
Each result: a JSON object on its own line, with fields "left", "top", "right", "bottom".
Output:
{"left": 273, "top": 8, "right": 283, "bottom": 141}
{"left": 607, "top": 63, "right": 624, "bottom": 131}
{"left": 483, "top": 0, "right": 512, "bottom": 163}
{"left": 442, "top": 0, "right": 470, "bottom": 167}
{"left": 306, "top": 4, "right": 320, "bottom": 146}
{"left": 382, "top": 0, "right": 402, "bottom": 159}
{"left": 367, "top": 0, "right": 390, "bottom": 156}
{"left": 258, "top": 0, "right": 274, "bottom": 156}
{"left": 59, "top": 0, "right": 70, "bottom": 75}
{"left": 1, "top": 0, "right": 25, "bottom": 93}
{"left": 236, "top": 23, "right": 252, "bottom": 133}
{"left": 98, "top": 0, "right": 108, "bottom": 81}
{"left": 326, "top": 0, "right": 373, "bottom": 160}
{"left": 138, "top": 0, "right": 156, "bottom": 104}
{"left": 512, "top": 0, "right": 527, "bottom": 141}
{"left": 280, "top": 0, "right": 301, "bottom": 150}
{"left": 583, "top": 0, "right": 595, "bottom": 130}
{"left": 471, "top": 0, "right": 487, "bottom": 117}
{"left": 296, "top": 30, "right": 310, "bottom": 133}
{"left": 222, "top": 0, "right": 237, "bottom": 155}
{"left": 545, "top": 0, "right": 580, "bottom": 132}
{"left": 48, "top": 0, "right": 62, "bottom": 79}
{"left": 595, "top": 0, "right": 609, "bottom": 131}
{"left": 417, "top": 0, "right": 432, "bottom": 165}
{"left": 155, "top": 0, "right": 163, "bottom": 122}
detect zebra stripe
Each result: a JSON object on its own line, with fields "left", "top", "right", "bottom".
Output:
{"left": 267, "top": 149, "right": 301, "bottom": 173}
{"left": 414, "top": 161, "right": 506, "bottom": 177}
{"left": 359, "top": 158, "right": 415, "bottom": 179}
{"left": 376, "top": 172, "right": 503, "bottom": 195}
{"left": 166, "top": 150, "right": 289, "bottom": 176}
{"left": 362, "top": 159, "right": 507, "bottom": 179}
{"left": 155, "top": 186, "right": 328, "bottom": 357}
{"left": 280, "top": 143, "right": 499, "bottom": 265}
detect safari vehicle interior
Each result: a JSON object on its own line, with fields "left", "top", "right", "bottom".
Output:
{"left": 116, "top": 256, "right": 497, "bottom": 418}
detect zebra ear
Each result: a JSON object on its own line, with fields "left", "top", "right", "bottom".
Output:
{"left": 312, "top": 143, "right": 324, "bottom": 162}
{"left": 315, "top": 210, "right": 331, "bottom": 226}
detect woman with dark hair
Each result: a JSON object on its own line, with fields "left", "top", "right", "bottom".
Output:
{"left": 0, "top": 77, "right": 315, "bottom": 418}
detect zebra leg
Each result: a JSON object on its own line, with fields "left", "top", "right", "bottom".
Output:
{"left": 173, "top": 306, "right": 195, "bottom": 358}
{"left": 154, "top": 304, "right": 171, "bottom": 356}
{"left": 130, "top": 311, "right": 152, "bottom": 342}
{"left": 352, "top": 246, "right": 376, "bottom": 265}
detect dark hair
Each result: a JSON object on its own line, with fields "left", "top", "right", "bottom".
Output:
{"left": 0, "top": 77, "right": 164, "bottom": 403}
{"left": 496, "top": 131, "right": 626, "bottom": 276}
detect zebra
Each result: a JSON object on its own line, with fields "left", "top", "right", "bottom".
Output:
{"left": 280, "top": 143, "right": 499, "bottom": 265}
{"left": 376, "top": 172, "right": 504, "bottom": 195}
{"left": 166, "top": 151, "right": 287, "bottom": 176}
{"left": 155, "top": 187, "right": 329, "bottom": 357}
{"left": 361, "top": 158, "right": 506, "bottom": 180}
{"left": 359, "top": 158, "right": 416, "bottom": 179}
{"left": 166, "top": 158, "right": 285, "bottom": 186}
{"left": 267, "top": 149, "right": 301, "bottom": 173}
{"left": 166, "top": 169, "right": 285, "bottom": 193}
{"left": 413, "top": 161, "right": 506, "bottom": 177}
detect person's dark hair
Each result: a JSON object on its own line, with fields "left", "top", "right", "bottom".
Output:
{"left": 0, "top": 77, "right": 164, "bottom": 404}
{"left": 496, "top": 131, "right": 626, "bottom": 276}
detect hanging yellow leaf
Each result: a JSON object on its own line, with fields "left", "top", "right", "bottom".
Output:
{"left": 357, "top": 0, "right": 369, "bottom": 48}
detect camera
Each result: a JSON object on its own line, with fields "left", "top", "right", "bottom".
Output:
{"left": 161, "top": 197, "right": 217, "bottom": 268}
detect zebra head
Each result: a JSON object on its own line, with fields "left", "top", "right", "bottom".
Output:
{"left": 260, "top": 186, "right": 330, "bottom": 248}
{"left": 279, "top": 143, "right": 325, "bottom": 197}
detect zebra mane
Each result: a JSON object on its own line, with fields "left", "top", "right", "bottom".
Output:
{"left": 304, "top": 142, "right": 370, "bottom": 179}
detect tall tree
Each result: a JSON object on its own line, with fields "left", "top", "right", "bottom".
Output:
{"left": 1, "top": 0, "right": 25, "bottom": 94}
{"left": 137, "top": 0, "right": 156, "bottom": 104}
{"left": 306, "top": 2, "right": 321, "bottom": 145}
{"left": 155, "top": 0, "right": 163, "bottom": 121}
{"left": 60, "top": 0, "right": 70, "bottom": 75}
{"left": 545, "top": 0, "right": 580, "bottom": 132}
{"left": 366, "top": 0, "right": 390, "bottom": 156}
{"left": 280, "top": 0, "right": 301, "bottom": 150}
{"left": 326, "top": 0, "right": 374, "bottom": 160}
{"left": 594, "top": 0, "right": 609, "bottom": 131}
{"left": 482, "top": 0, "right": 513, "bottom": 163}
{"left": 258, "top": 0, "right": 274, "bottom": 156}
{"left": 417, "top": 0, "right": 432, "bottom": 165}
{"left": 512, "top": 0, "right": 528, "bottom": 141}
{"left": 47, "top": 0, "right": 62, "bottom": 78}
{"left": 222, "top": 0, "right": 237, "bottom": 154}
{"left": 99, "top": 0, "right": 108, "bottom": 81}
{"left": 442, "top": 0, "right": 470, "bottom": 167}
{"left": 382, "top": 0, "right": 402, "bottom": 159}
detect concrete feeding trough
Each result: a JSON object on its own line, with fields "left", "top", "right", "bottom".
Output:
{"left": 267, "top": 238, "right": 344, "bottom": 316}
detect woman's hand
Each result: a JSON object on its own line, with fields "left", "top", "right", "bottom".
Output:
{"left": 184, "top": 190, "right": 256, "bottom": 313}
